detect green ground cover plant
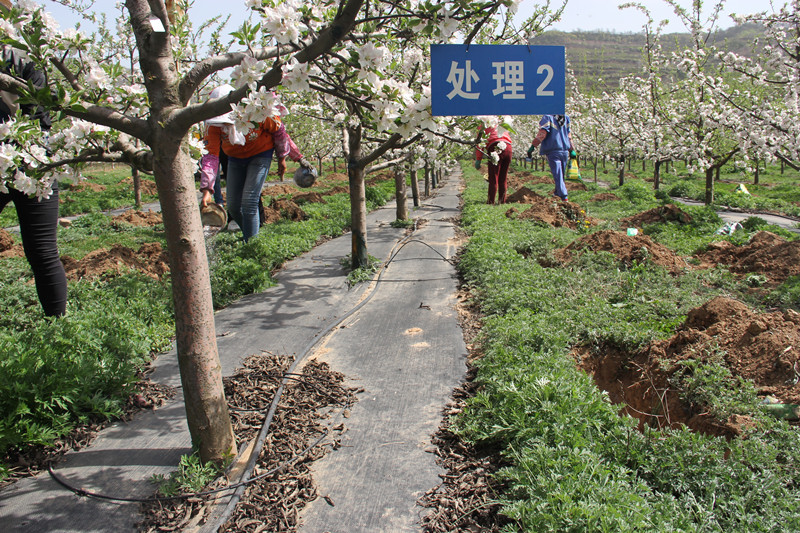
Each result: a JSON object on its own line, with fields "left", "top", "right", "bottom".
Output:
{"left": 455, "top": 162, "right": 800, "bottom": 531}
{"left": 0, "top": 168, "right": 397, "bottom": 479}
{"left": 591, "top": 160, "right": 800, "bottom": 219}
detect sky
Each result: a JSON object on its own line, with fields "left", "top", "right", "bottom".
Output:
{"left": 539, "top": 0, "right": 780, "bottom": 34}
{"left": 39, "top": 0, "right": 782, "bottom": 35}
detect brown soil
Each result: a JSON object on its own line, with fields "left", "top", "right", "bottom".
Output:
{"left": 620, "top": 204, "right": 693, "bottom": 228}
{"left": 61, "top": 243, "right": 170, "bottom": 281}
{"left": 293, "top": 191, "right": 326, "bottom": 204}
{"left": 261, "top": 197, "right": 307, "bottom": 224}
{"left": 577, "top": 296, "right": 800, "bottom": 438}
{"left": 566, "top": 180, "right": 588, "bottom": 192}
{"left": 693, "top": 231, "right": 800, "bottom": 285}
{"left": 263, "top": 184, "right": 297, "bottom": 197}
{"left": 589, "top": 192, "right": 620, "bottom": 202}
{"left": 324, "top": 172, "right": 349, "bottom": 183}
{"left": 111, "top": 209, "right": 163, "bottom": 227}
{"left": 324, "top": 185, "right": 349, "bottom": 195}
{"left": 552, "top": 229, "right": 688, "bottom": 273}
{"left": 504, "top": 190, "right": 597, "bottom": 230}
{"left": 366, "top": 172, "right": 393, "bottom": 186}
{"left": 119, "top": 178, "right": 159, "bottom": 196}
{"left": 0, "top": 228, "right": 24, "bottom": 258}
{"left": 68, "top": 180, "right": 106, "bottom": 193}
{"left": 507, "top": 171, "right": 552, "bottom": 189}
{"left": 505, "top": 186, "right": 540, "bottom": 204}
{"left": 139, "top": 355, "right": 358, "bottom": 533}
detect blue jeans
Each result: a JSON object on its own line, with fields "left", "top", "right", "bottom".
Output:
{"left": 226, "top": 150, "right": 273, "bottom": 241}
{"left": 546, "top": 150, "right": 569, "bottom": 200}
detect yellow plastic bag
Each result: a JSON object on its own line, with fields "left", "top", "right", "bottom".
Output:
{"left": 567, "top": 158, "right": 582, "bottom": 182}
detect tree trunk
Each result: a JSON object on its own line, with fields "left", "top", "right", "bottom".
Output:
{"left": 346, "top": 124, "right": 368, "bottom": 268}
{"left": 593, "top": 156, "right": 598, "bottom": 182}
{"left": 132, "top": 166, "right": 142, "bottom": 210}
{"left": 410, "top": 164, "right": 419, "bottom": 207}
{"left": 424, "top": 160, "right": 430, "bottom": 197}
{"left": 317, "top": 155, "right": 323, "bottom": 176}
{"left": 653, "top": 160, "right": 661, "bottom": 190}
{"left": 618, "top": 157, "right": 625, "bottom": 186}
{"left": 705, "top": 166, "right": 715, "bottom": 205}
{"left": 153, "top": 139, "right": 235, "bottom": 464}
{"left": 754, "top": 159, "right": 760, "bottom": 184}
{"left": 127, "top": 0, "right": 236, "bottom": 465}
{"left": 395, "top": 164, "right": 408, "bottom": 221}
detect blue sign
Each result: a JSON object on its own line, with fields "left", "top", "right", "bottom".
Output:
{"left": 430, "top": 44, "right": 565, "bottom": 116}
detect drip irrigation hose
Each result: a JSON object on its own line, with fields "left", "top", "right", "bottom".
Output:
{"left": 45, "top": 372, "right": 348, "bottom": 505}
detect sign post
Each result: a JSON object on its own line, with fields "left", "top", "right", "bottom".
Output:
{"left": 430, "top": 44, "right": 565, "bottom": 117}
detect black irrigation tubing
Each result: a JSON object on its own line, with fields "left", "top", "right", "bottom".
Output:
{"left": 47, "top": 430, "right": 331, "bottom": 505}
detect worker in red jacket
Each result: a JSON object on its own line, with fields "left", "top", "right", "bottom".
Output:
{"left": 474, "top": 120, "right": 513, "bottom": 205}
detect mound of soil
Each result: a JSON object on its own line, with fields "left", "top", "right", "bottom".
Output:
{"left": 553, "top": 229, "right": 687, "bottom": 273}
{"left": 261, "top": 197, "right": 306, "bottom": 224}
{"left": 61, "top": 242, "right": 170, "bottom": 281}
{"left": 694, "top": 231, "right": 800, "bottom": 285}
{"left": 67, "top": 180, "right": 106, "bottom": 193}
{"left": 0, "top": 228, "right": 14, "bottom": 251}
{"left": 325, "top": 172, "right": 348, "bottom": 183}
{"left": 263, "top": 184, "right": 297, "bottom": 197}
{"left": 0, "top": 229, "right": 24, "bottom": 259}
{"left": 505, "top": 186, "right": 540, "bottom": 204}
{"left": 366, "top": 172, "right": 393, "bottom": 186}
{"left": 566, "top": 180, "right": 588, "bottom": 192}
{"left": 589, "top": 192, "right": 620, "bottom": 202}
{"left": 324, "top": 185, "right": 349, "bottom": 195}
{"left": 508, "top": 172, "right": 552, "bottom": 190}
{"left": 578, "top": 297, "right": 800, "bottom": 438}
{"left": 505, "top": 191, "right": 596, "bottom": 230}
{"left": 293, "top": 191, "right": 326, "bottom": 204}
{"left": 111, "top": 209, "right": 163, "bottom": 227}
{"left": 620, "top": 204, "right": 693, "bottom": 228}
{"left": 119, "top": 177, "right": 159, "bottom": 196}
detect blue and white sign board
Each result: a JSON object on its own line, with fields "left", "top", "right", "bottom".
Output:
{"left": 430, "top": 44, "right": 565, "bottom": 116}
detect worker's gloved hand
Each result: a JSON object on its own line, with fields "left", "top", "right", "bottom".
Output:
{"left": 527, "top": 145, "right": 535, "bottom": 158}
{"left": 569, "top": 149, "right": 577, "bottom": 159}
{"left": 474, "top": 159, "right": 481, "bottom": 169}
{"left": 298, "top": 157, "right": 313, "bottom": 170}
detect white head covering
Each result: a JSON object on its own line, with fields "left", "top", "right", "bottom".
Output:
{"left": 205, "top": 84, "right": 246, "bottom": 145}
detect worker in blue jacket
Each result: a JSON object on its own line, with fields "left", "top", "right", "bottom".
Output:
{"left": 527, "top": 114, "right": 576, "bottom": 202}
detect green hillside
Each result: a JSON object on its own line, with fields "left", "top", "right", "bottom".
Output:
{"left": 530, "top": 23, "right": 764, "bottom": 92}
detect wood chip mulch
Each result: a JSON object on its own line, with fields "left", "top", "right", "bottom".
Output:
{"left": 138, "top": 353, "right": 359, "bottom": 532}
{"left": 418, "top": 284, "right": 514, "bottom": 532}
{"left": 418, "top": 374, "right": 512, "bottom": 533}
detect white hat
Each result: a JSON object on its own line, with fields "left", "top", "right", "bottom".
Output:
{"left": 205, "top": 84, "right": 235, "bottom": 126}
